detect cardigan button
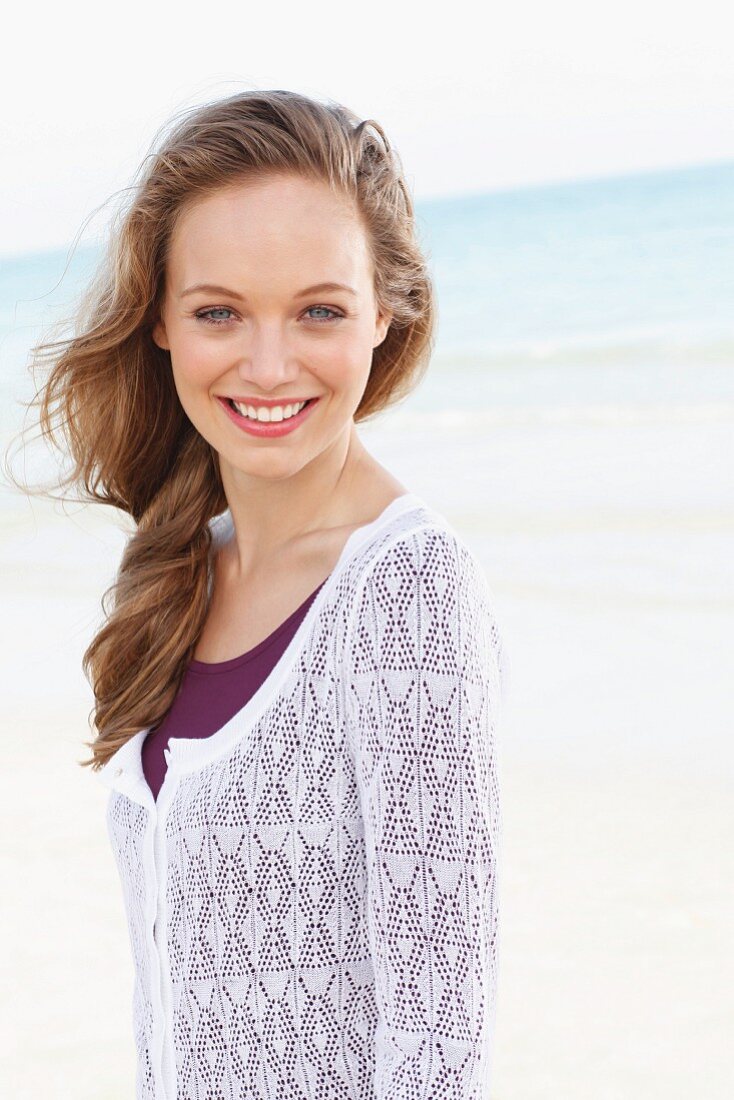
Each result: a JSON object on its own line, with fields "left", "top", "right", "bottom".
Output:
{"left": 114, "top": 767, "right": 123, "bottom": 777}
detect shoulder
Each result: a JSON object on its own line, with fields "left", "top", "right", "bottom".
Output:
{"left": 344, "top": 508, "right": 507, "bottom": 688}
{"left": 343, "top": 508, "right": 510, "bottom": 730}
{"left": 352, "top": 507, "right": 498, "bottom": 617}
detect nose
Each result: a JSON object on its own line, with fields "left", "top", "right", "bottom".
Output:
{"left": 235, "top": 323, "right": 302, "bottom": 391}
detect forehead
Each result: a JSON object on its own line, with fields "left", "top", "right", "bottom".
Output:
{"left": 167, "top": 174, "right": 371, "bottom": 289}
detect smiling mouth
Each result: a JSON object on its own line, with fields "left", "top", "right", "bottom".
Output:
{"left": 220, "top": 395, "right": 318, "bottom": 424}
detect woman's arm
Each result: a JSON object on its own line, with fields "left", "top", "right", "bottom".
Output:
{"left": 345, "top": 525, "right": 505, "bottom": 1099}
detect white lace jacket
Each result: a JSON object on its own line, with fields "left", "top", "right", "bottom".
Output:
{"left": 96, "top": 492, "right": 510, "bottom": 1100}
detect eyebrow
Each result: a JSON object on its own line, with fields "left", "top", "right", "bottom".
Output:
{"left": 179, "top": 281, "right": 358, "bottom": 300}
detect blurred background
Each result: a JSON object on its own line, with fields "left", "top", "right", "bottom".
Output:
{"left": 1, "top": 2, "right": 732, "bottom": 1096}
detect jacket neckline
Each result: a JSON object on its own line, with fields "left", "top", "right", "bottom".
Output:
{"left": 95, "top": 491, "right": 427, "bottom": 803}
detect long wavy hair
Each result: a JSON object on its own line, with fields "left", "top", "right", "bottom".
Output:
{"left": 6, "top": 89, "right": 435, "bottom": 772}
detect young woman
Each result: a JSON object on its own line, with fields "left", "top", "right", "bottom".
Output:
{"left": 26, "top": 90, "right": 508, "bottom": 1099}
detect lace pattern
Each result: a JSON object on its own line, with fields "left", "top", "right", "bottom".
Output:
{"left": 103, "top": 504, "right": 507, "bottom": 1099}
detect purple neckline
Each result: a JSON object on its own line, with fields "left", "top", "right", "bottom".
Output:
{"left": 187, "top": 577, "right": 329, "bottom": 675}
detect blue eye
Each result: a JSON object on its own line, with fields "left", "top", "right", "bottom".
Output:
{"left": 305, "top": 306, "right": 343, "bottom": 323}
{"left": 196, "top": 308, "right": 233, "bottom": 326}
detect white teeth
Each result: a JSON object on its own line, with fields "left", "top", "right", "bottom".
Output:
{"left": 231, "top": 400, "right": 308, "bottom": 422}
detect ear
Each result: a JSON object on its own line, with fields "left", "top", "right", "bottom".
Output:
{"left": 373, "top": 309, "right": 393, "bottom": 349}
{"left": 151, "top": 317, "right": 170, "bottom": 351}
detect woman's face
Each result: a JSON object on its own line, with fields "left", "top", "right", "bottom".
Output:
{"left": 152, "top": 173, "right": 391, "bottom": 486}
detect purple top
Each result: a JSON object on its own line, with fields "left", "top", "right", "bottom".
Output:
{"left": 142, "top": 578, "right": 328, "bottom": 801}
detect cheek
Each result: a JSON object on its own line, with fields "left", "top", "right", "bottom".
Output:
{"left": 309, "top": 331, "right": 372, "bottom": 386}
{"left": 171, "top": 339, "right": 224, "bottom": 391}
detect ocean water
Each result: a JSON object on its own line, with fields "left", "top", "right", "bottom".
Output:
{"left": 424, "top": 160, "right": 734, "bottom": 362}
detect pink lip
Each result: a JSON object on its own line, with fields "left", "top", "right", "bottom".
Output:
{"left": 217, "top": 395, "right": 319, "bottom": 438}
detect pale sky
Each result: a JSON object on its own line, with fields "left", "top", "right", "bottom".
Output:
{"left": 2, "top": 0, "right": 731, "bottom": 259}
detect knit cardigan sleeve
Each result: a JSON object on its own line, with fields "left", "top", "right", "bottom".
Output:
{"left": 344, "top": 524, "right": 504, "bottom": 1100}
